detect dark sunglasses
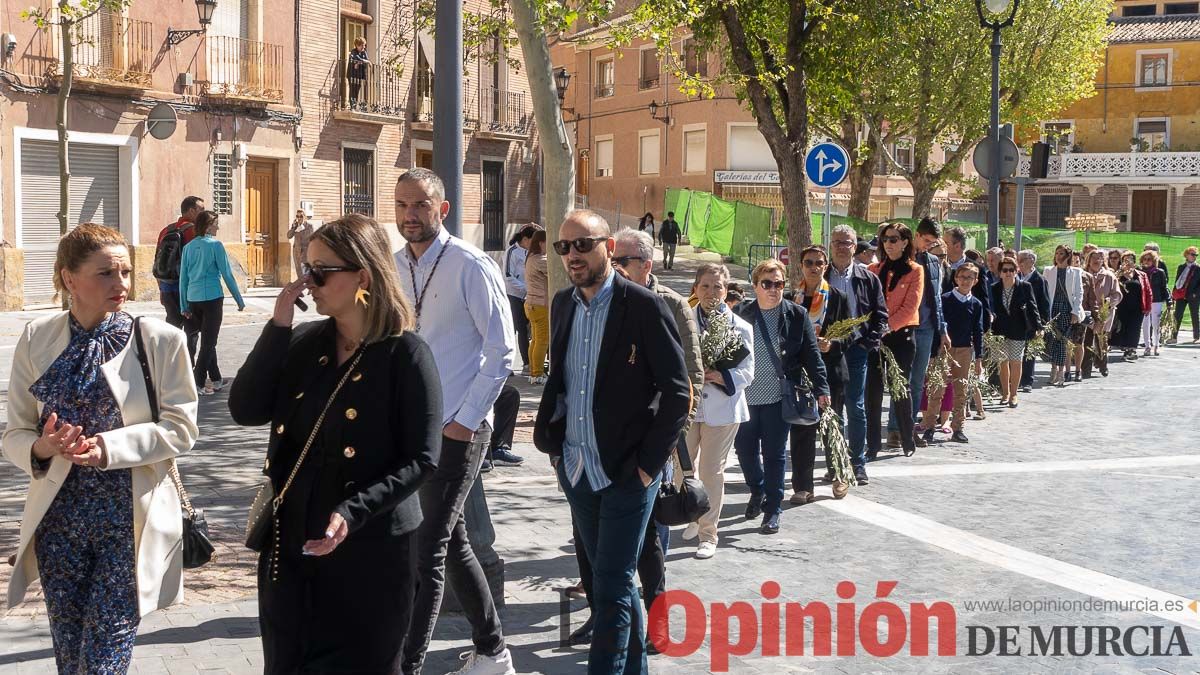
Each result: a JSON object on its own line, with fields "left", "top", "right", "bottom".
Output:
{"left": 302, "top": 263, "right": 361, "bottom": 286}
{"left": 552, "top": 236, "right": 608, "bottom": 256}
{"left": 611, "top": 256, "right": 646, "bottom": 267}
{"left": 879, "top": 235, "right": 903, "bottom": 244}
{"left": 758, "top": 279, "right": 787, "bottom": 291}
{"left": 802, "top": 259, "right": 827, "bottom": 268}
{"left": 1000, "top": 267, "right": 1017, "bottom": 273}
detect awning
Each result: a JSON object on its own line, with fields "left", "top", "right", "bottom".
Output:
{"left": 418, "top": 30, "right": 435, "bottom": 73}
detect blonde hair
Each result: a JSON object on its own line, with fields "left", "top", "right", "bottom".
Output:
{"left": 54, "top": 223, "right": 128, "bottom": 298}
{"left": 751, "top": 258, "right": 787, "bottom": 284}
{"left": 354, "top": 37, "right": 366, "bottom": 47}
{"left": 1140, "top": 250, "right": 1159, "bottom": 264}
{"left": 1186, "top": 246, "right": 1199, "bottom": 257}
{"left": 311, "top": 214, "right": 415, "bottom": 342}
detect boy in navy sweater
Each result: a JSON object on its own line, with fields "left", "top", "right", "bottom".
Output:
{"left": 920, "top": 262, "right": 985, "bottom": 443}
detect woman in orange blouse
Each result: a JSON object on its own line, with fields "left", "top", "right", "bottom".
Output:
{"left": 866, "top": 222, "right": 924, "bottom": 458}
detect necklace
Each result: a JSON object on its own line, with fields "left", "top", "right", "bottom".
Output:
{"left": 407, "top": 241, "right": 450, "bottom": 332}
{"left": 336, "top": 332, "right": 362, "bottom": 353}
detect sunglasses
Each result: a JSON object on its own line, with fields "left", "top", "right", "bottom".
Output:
{"left": 611, "top": 256, "right": 646, "bottom": 268}
{"left": 302, "top": 263, "right": 361, "bottom": 287}
{"left": 880, "top": 235, "right": 903, "bottom": 244}
{"left": 802, "top": 259, "right": 827, "bottom": 268}
{"left": 1000, "top": 267, "right": 1017, "bottom": 273}
{"left": 758, "top": 279, "right": 787, "bottom": 291}
{"left": 552, "top": 236, "right": 608, "bottom": 256}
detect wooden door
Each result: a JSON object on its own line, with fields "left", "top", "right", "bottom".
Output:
{"left": 245, "top": 160, "right": 278, "bottom": 286}
{"left": 1131, "top": 190, "right": 1167, "bottom": 234}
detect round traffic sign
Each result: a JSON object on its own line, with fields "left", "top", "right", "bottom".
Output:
{"left": 804, "top": 142, "right": 849, "bottom": 189}
{"left": 146, "top": 102, "right": 178, "bottom": 140}
{"left": 779, "top": 247, "right": 790, "bottom": 265}
{"left": 972, "top": 136, "right": 1020, "bottom": 179}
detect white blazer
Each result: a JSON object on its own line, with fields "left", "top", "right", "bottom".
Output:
{"left": 693, "top": 306, "right": 755, "bottom": 427}
{"left": 1042, "top": 265, "right": 1086, "bottom": 323}
{"left": 3, "top": 312, "right": 199, "bottom": 617}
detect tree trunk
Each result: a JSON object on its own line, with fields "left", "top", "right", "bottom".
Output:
{"left": 57, "top": 14, "right": 73, "bottom": 309}
{"left": 779, "top": 157, "right": 811, "bottom": 288}
{"left": 509, "top": 0, "right": 574, "bottom": 297}
{"left": 910, "top": 173, "right": 935, "bottom": 222}
{"left": 835, "top": 117, "right": 875, "bottom": 222}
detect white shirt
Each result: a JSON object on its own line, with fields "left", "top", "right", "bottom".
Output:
{"left": 395, "top": 227, "right": 516, "bottom": 430}
{"left": 503, "top": 244, "right": 528, "bottom": 299}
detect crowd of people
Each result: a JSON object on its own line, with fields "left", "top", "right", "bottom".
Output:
{"left": 6, "top": 168, "right": 1195, "bottom": 675}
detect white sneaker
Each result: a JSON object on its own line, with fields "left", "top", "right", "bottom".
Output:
{"left": 696, "top": 541, "right": 717, "bottom": 559}
{"left": 452, "top": 648, "right": 516, "bottom": 675}
{"left": 681, "top": 523, "right": 699, "bottom": 541}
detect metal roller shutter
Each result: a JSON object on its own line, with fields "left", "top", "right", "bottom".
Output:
{"left": 20, "top": 140, "right": 121, "bottom": 306}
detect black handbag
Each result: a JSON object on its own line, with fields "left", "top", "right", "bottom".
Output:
{"left": 753, "top": 310, "right": 819, "bottom": 426}
{"left": 653, "top": 433, "right": 710, "bottom": 527}
{"left": 133, "top": 318, "right": 214, "bottom": 569}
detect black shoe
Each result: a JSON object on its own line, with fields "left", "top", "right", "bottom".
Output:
{"left": 479, "top": 458, "right": 493, "bottom": 473}
{"left": 854, "top": 466, "right": 869, "bottom": 486}
{"left": 1100, "top": 366, "right": 1109, "bottom": 377}
{"left": 951, "top": 431, "right": 969, "bottom": 443}
{"left": 760, "top": 513, "right": 780, "bottom": 534}
{"left": 491, "top": 446, "right": 525, "bottom": 466}
{"left": 745, "top": 493, "right": 764, "bottom": 520}
{"left": 914, "top": 430, "right": 929, "bottom": 448}
{"left": 866, "top": 448, "right": 880, "bottom": 461}
{"left": 1020, "top": 384, "right": 1032, "bottom": 393}
{"left": 569, "top": 616, "right": 594, "bottom": 645}
{"left": 1072, "top": 373, "right": 1081, "bottom": 383}
{"left": 922, "top": 428, "right": 935, "bottom": 445}
{"left": 1008, "top": 400, "right": 1017, "bottom": 408}
{"left": 822, "top": 471, "right": 835, "bottom": 483}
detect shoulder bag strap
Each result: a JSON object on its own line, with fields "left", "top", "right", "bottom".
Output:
{"left": 134, "top": 318, "right": 196, "bottom": 516}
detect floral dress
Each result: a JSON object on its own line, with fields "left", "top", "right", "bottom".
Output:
{"left": 30, "top": 311, "right": 139, "bottom": 673}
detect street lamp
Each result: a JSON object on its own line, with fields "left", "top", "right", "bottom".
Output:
{"left": 976, "top": 0, "right": 1020, "bottom": 248}
{"left": 648, "top": 99, "right": 671, "bottom": 123}
{"left": 553, "top": 67, "right": 571, "bottom": 103}
{"left": 167, "top": 0, "right": 218, "bottom": 46}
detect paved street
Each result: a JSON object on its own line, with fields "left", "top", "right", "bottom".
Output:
{"left": 1, "top": 252, "right": 1199, "bottom": 673}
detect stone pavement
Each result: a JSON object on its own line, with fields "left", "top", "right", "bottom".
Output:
{"left": 1, "top": 249, "right": 1199, "bottom": 673}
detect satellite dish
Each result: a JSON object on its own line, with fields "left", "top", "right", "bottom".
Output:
{"left": 146, "top": 102, "right": 178, "bottom": 140}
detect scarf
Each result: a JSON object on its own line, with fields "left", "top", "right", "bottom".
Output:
{"left": 1176, "top": 262, "right": 1195, "bottom": 290}
{"left": 799, "top": 278, "right": 831, "bottom": 327}
{"left": 30, "top": 311, "right": 132, "bottom": 433}
{"left": 878, "top": 256, "right": 913, "bottom": 294}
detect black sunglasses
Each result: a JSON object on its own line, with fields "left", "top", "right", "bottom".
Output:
{"left": 801, "top": 259, "right": 827, "bottom": 268}
{"left": 552, "top": 236, "right": 608, "bottom": 256}
{"left": 879, "top": 235, "right": 903, "bottom": 244}
{"left": 612, "top": 256, "right": 646, "bottom": 267}
{"left": 758, "top": 279, "right": 787, "bottom": 290}
{"left": 302, "top": 263, "right": 361, "bottom": 287}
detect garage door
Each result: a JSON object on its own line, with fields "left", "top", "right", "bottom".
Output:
{"left": 20, "top": 140, "right": 121, "bottom": 306}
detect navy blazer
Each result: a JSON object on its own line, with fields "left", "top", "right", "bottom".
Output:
{"left": 990, "top": 280, "right": 1041, "bottom": 341}
{"left": 735, "top": 298, "right": 830, "bottom": 397}
{"left": 1022, "top": 270, "right": 1051, "bottom": 329}
{"left": 944, "top": 262, "right": 994, "bottom": 331}
{"left": 533, "top": 272, "right": 690, "bottom": 483}
{"left": 824, "top": 262, "right": 889, "bottom": 350}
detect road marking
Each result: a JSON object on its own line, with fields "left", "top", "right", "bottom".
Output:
{"left": 1074, "top": 384, "right": 1200, "bottom": 391}
{"left": 1110, "top": 471, "right": 1199, "bottom": 480}
{"left": 818, "top": 495, "right": 1200, "bottom": 631}
{"left": 863, "top": 454, "right": 1200, "bottom": 478}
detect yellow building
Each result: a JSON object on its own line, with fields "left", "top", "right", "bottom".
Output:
{"left": 1017, "top": 1, "right": 1200, "bottom": 234}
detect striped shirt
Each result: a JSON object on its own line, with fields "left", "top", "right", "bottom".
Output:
{"left": 562, "top": 271, "right": 616, "bottom": 490}
{"left": 745, "top": 305, "right": 783, "bottom": 406}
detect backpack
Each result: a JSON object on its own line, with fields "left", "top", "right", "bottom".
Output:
{"left": 153, "top": 223, "right": 189, "bottom": 282}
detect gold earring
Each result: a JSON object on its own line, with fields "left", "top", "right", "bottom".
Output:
{"left": 355, "top": 287, "right": 370, "bottom": 307}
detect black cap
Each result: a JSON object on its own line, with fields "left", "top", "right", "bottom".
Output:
{"left": 857, "top": 238, "right": 876, "bottom": 256}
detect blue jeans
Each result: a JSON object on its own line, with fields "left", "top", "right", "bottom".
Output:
{"left": 844, "top": 344, "right": 870, "bottom": 467}
{"left": 734, "top": 402, "right": 791, "bottom": 517}
{"left": 559, "top": 462, "right": 659, "bottom": 675}
{"left": 656, "top": 459, "right": 674, "bottom": 555}
{"left": 891, "top": 326, "right": 935, "bottom": 430}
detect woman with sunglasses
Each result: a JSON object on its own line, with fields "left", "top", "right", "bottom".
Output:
{"left": 990, "top": 256, "right": 1040, "bottom": 406}
{"left": 733, "top": 258, "right": 828, "bottom": 535}
{"left": 1112, "top": 250, "right": 1147, "bottom": 362}
{"left": 229, "top": 214, "right": 442, "bottom": 673}
{"left": 178, "top": 210, "right": 245, "bottom": 395}
{"left": 866, "top": 222, "right": 923, "bottom": 458}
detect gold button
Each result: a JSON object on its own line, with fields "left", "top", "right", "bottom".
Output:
{"left": 351, "top": 372, "right": 362, "bottom": 382}
{"left": 345, "top": 408, "right": 358, "bottom": 420}
{"left": 343, "top": 446, "right": 356, "bottom": 458}
{"left": 294, "top": 391, "right": 304, "bottom": 399}
{"left": 275, "top": 424, "right": 285, "bottom": 434}
{"left": 318, "top": 356, "right": 329, "bottom": 366}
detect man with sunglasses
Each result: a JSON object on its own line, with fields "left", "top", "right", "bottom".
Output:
{"left": 393, "top": 168, "right": 517, "bottom": 675}
{"left": 534, "top": 210, "right": 690, "bottom": 673}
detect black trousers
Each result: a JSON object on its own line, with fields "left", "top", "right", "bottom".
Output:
{"left": 1020, "top": 356, "right": 1036, "bottom": 388}
{"left": 189, "top": 298, "right": 224, "bottom": 387}
{"left": 790, "top": 383, "right": 843, "bottom": 492}
{"left": 489, "top": 384, "right": 520, "bottom": 456}
{"left": 508, "top": 295, "right": 531, "bottom": 369}
{"left": 575, "top": 514, "right": 665, "bottom": 615}
{"left": 1175, "top": 296, "right": 1200, "bottom": 341}
{"left": 159, "top": 289, "right": 198, "bottom": 363}
{"left": 866, "top": 328, "right": 915, "bottom": 454}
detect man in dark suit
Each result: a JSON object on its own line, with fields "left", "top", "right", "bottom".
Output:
{"left": 534, "top": 210, "right": 690, "bottom": 673}
{"left": 1017, "top": 249, "right": 1050, "bottom": 391}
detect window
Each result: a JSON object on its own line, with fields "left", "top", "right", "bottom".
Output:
{"left": 1038, "top": 195, "right": 1072, "bottom": 229}
{"left": 639, "top": 48, "right": 660, "bottom": 90}
{"left": 895, "top": 143, "right": 914, "bottom": 172}
{"left": 868, "top": 199, "right": 891, "bottom": 222}
{"left": 639, "top": 130, "right": 660, "bottom": 175}
{"left": 1164, "top": 2, "right": 1199, "bottom": 14}
{"left": 683, "top": 38, "right": 707, "bottom": 77}
{"left": 343, "top": 148, "right": 375, "bottom": 216}
{"left": 1122, "top": 4, "right": 1156, "bottom": 15}
{"left": 1136, "top": 119, "right": 1168, "bottom": 150}
{"left": 1139, "top": 52, "right": 1170, "bottom": 87}
{"left": 211, "top": 153, "right": 233, "bottom": 215}
{"left": 595, "top": 58, "right": 614, "bottom": 98}
{"left": 1041, "top": 121, "right": 1075, "bottom": 153}
{"left": 594, "top": 137, "right": 613, "bottom": 177}
{"left": 683, "top": 127, "right": 706, "bottom": 173}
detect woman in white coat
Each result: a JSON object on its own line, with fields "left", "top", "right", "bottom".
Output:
{"left": 1043, "top": 245, "right": 1085, "bottom": 386}
{"left": 3, "top": 223, "right": 198, "bottom": 673}
{"left": 681, "top": 263, "right": 754, "bottom": 560}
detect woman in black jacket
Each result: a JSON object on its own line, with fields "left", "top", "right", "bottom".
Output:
{"left": 229, "top": 215, "right": 442, "bottom": 674}
{"left": 990, "top": 256, "right": 1041, "bottom": 407}
{"left": 734, "top": 258, "right": 829, "bottom": 535}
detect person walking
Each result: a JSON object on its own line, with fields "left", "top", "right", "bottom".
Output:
{"left": 1171, "top": 247, "right": 1200, "bottom": 343}
{"left": 504, "top": 225, "right": 537, "bottom": 373}
{"left": 734, "top": 258, "right": 829, "bottom": 534}
{"left": 534, "top": 209, "right": 690, "bottom": 673}
{"left": 990, "top": 256, "right": 1040, "bottom": 406}
{"left": 4, "top": 224, "right": 199, "bottom": 673}
{"left": 918, "top": 262, "right": 985, "bottom": 444}
{"left": 659, "top": 211, "right": 681, "bottom": 270}
{"left": 1082, "top": 249, "right": 1123, "bottom": 378}
{"left": 1141, "top": 250, "right": 1168, "bottom": 356}
{"left": 524, "top": 229, "right": 550, "bottom": 385}
{"left": 152, "top": 195, "right": 204, "bottom": 358}
{"left": 896, "top": 217, "right": 949, "bottom": 450}
{"left": 1112, "top": 251, "right": 1147, "bottom": 362}
{"left": 1043, "top": 245, "right": 1085, "bottom": 387}
{"left": 638, "top": 211, "right": 656, "bottom": 240}
{"left": 394, "top": 168, "right": 517, "bottom": 675}
{"left": 1016, "top": 250, "right": 1050, "bottom": 392}
{"left": 287, "top": 209, "right": 315, "bottom": 280}
{"left": 178, "top": 211, "right": 246, "bottom": 395}
{"left": 229, "top": 215, "right": 441, "bottom": 673}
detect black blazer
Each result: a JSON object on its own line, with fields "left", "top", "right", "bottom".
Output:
{"left": 824, "top": 262, "right": 889, "bottom": 349}
{"left": 990, "top": 280, "right": 1041, "bottom": 341}
{"left": 229, "top": 320, "right": 442, "bottom": 537}
{"left": 735, "top": 298, "right": 830, "bottom": 397}
{"left": 1024, "top": 270, "right": 1050, "bottom": 329}
{"left": 1176, "top": 263, "right": 1200, "bottom": 300}
{"left": 533, "top": 272, "right": 690, "bottom": 483}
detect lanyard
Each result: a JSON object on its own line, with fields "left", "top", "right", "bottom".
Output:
{"left": 407, "top": 243, "right": 449, "bottom": 332}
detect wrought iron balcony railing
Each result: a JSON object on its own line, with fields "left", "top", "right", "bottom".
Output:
{"left": 201, "top": 35, "right": 284, "bottom": 103}
{"left": 332, "top": 59, "right": 405, "bottom": 118}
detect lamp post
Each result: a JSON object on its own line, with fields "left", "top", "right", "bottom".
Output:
{"left": 976, "top": 0, "right": 1019, "bottom": 249}
{"left": 648, "top": 100, "right": 671, "bottom": 124}
{"left": 166, "top": 0, "right": 217, "bottom": 46}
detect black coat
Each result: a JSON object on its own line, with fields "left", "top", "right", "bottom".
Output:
{"left": 824, "top": 262, "right": 889, "bottom": 350}
{"left": 990, "top": 280, "right": 1042, "bottom": 341}
{"left": 533, "top": 272, "right": 690, "bottom": 483}
{"left": 1024, "top": 269, "right": 1051, "bottom": 329}
{"left": 735, "top": 298, "right": 830, "bottom": 397}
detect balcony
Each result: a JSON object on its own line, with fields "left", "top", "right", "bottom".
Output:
{"left": 639, "top": 76, "right": 660, "bottom": 90}
{"left": 331, "top": 60, "right": 405, "bottom": 123}
{"left": 1017, "top": 151, "right": 1200, "bottom": 181}
{"left": 478, "top": 87, "right": 532, "bottom": 140}
{"left": 411, "top": 77, "right": 481, "bottom": 132}
{"left": 41, "top": 12, "right": 153, "bottom": 91}
{"left": 200, "top": 36, "right": 284, "bottom": 104}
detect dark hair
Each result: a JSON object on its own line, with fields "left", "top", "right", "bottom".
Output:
{"left": 800, "top": 245, "right": 827, "bottom": 262}
{"left": 509, "top": 224, "right": 539, "bottom": 246}
{"left": 916, "top": 216, "right": 941, "bottom": 238}
{"left": 954, "top": 261, "right": 980, "bottom": 280}
{"left": 397, "top": 167, "right": 446, "bottom": 202}
{"left": 528, "top": 229, "right": 547, "bottom": 255}
{"left": 876, "top": 221, "right": 915, "bottom": 261}
{"left": 667, "top": 211, "right": 675, "bottom": 218}
{"left": 195, "top": 210, "right": 219, "bottom": 237}
{"left": 1055, "top": 244, "right": 1075, "bottom": 259}
{"left": 946, "top": 226, "right": 967, "bottom": 247}
{"left": 999, "top": 256, "right": 1018, "bottom": 271}
{"left": 964, "top": 249, "right": 983, "bottom": 262}
{"left": 181, "top": 195, "right": 203, "bottom": 215}
{"left": 726, "top": 284, "right": 744, "bottom": 303}
{"left": 54, "top": 223, "right": 128, "bottom": 297}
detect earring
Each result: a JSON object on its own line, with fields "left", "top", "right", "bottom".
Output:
{"left": 355, "top": 287, "right": 370, "bottom": 307}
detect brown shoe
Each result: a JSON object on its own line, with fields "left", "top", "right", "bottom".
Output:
{"left": 789, "top": 491, "right": 813, "bottom": 505}
{"left": 914, "top": 430, "right": 929, "bottom": 448}
{"left": 832, "top": 481, "right": 849, "bottom": 499}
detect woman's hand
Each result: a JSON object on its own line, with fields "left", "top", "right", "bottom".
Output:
{"left": 303, "top": 512, "right": 348, "bottom": 556}
{"left": 818, "top": 394, "right": 831, "bottom": 409}
{"left": 703, "top": 369, "right": 723, "bottom": 384}
{"left": 273, "top": 278, "right": 308, "bottom": 327}
{"left": 64, "top": 436, "right": 105, "bottom": 468}
{"left": 32, "top": 412, "right": 87, "bottom": 461}
{"left": 818, "top": 337, "right": 832, "bottom": 353}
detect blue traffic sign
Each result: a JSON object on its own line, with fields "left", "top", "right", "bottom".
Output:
{"left": 804, "top": 142, "right": 849, "bottom": 189}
